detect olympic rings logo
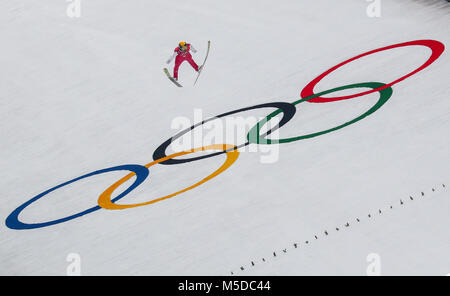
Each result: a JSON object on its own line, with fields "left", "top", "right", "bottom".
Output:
{"left": 6, "top": 40, "right": 445, "bottom": 230}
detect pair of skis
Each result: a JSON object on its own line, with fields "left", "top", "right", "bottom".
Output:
{"left": 163, "top": 41, "right": 211, "bottom": 87}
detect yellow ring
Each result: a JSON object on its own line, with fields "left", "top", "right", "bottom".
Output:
{"left": 98, "top": 144, "right": 239, "bottom": 210}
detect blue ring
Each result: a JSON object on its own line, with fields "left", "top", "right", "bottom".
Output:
{"left": 5, "top": 164, "right": 149, "bottom": 230}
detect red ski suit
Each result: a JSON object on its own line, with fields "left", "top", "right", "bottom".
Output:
{"left": 172, "top": 44, "right": 199, "bottom": 79}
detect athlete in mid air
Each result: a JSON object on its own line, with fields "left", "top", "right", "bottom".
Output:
{"left": 166, "top": 41, "right": 202, "bottom": 81}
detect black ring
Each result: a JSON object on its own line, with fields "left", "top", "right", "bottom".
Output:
{"left": 153, "top": 102, "right": 297, "bottom": 165}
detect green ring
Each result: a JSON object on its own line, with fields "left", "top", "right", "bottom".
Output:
{"left": 247, "top": 82, "right": 393, "bottom": 144}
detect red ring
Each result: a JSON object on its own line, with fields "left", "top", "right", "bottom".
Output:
{"left": 301, "top": 40, "right": 445, "bottom": 103}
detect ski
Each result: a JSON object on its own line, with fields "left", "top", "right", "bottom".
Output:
{"left": 163, "top": 68, "right": 183, "bottom": 87}
{"left": 194, "top": 40, "right": 211, "bottom": 86}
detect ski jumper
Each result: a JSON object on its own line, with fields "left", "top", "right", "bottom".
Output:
{"left": 167, "top": 44, "right": 199, "bottom": 79}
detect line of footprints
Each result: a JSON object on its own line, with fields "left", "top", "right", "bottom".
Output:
{"left": 231, "top": 183, "right": 447, "bottom": 275}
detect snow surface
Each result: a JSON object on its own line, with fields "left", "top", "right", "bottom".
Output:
{"left": 0, "top": 0, "right": 449, "bottom": 275}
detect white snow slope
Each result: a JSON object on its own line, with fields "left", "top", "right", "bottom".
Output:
{"left": 0, "top": 0, "right": 449, "bottom": 276}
